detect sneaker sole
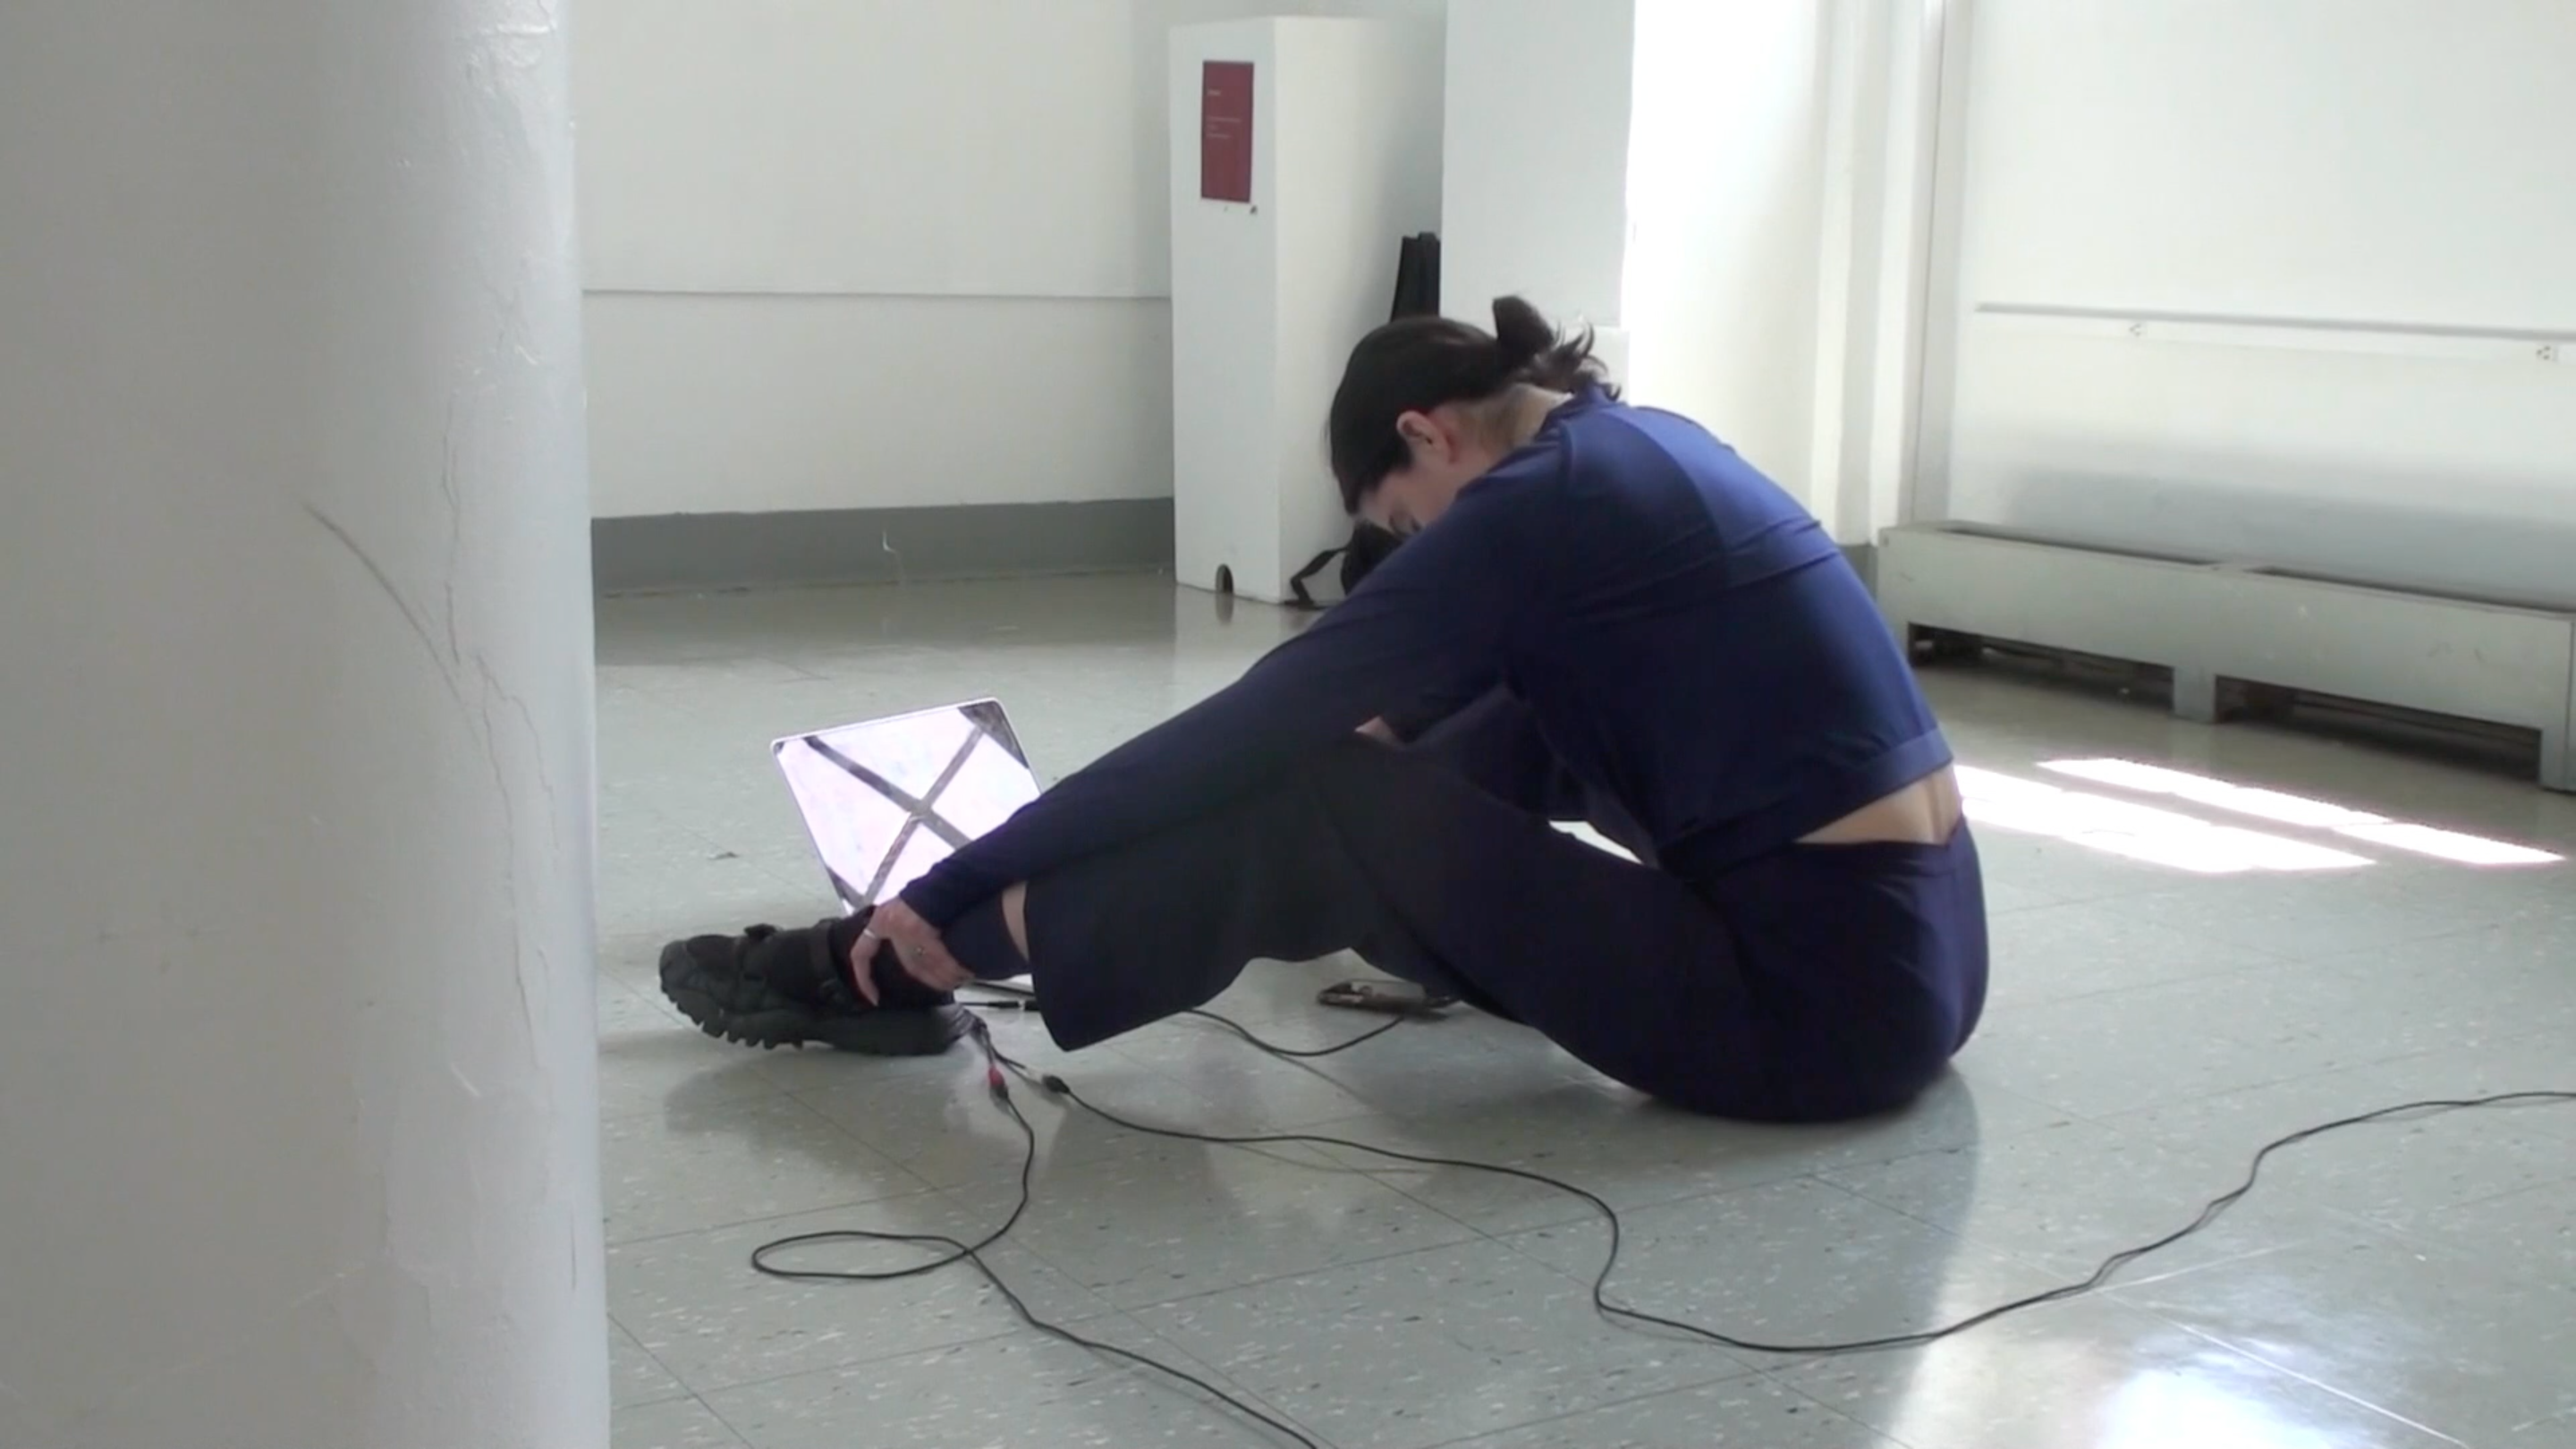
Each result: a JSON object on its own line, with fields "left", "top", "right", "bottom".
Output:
{"left": 659, "top": 943, "right": 971, "bottom": 1056}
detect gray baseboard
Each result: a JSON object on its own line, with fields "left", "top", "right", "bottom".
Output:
{"left": 593, "top": 498, "right": 1175, "bottom": 594}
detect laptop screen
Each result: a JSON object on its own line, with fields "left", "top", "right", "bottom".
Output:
{"left": 771, "top": 699, "right": 1040, "bottom": 912}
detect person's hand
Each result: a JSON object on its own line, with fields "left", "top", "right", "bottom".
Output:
{"left": 849, "top": 897, "right": 972, "bottom": 1004}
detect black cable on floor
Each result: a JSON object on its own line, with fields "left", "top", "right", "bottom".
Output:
{"left": 750, "top": 1029, "right": 1325, "bottom": 1448}
{"left": 1039, "top": 1072, "right": 2576, "bottom": 1356}
{"left": 965, "top": 979, "right": 1408, "bottom": 1057}
{"left": 752, "top": 1004, "right": 2576, "bottom": 1445}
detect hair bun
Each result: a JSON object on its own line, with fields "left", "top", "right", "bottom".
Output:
{"left": 1489, "top": 295, "right": 1556, "bottom": 369}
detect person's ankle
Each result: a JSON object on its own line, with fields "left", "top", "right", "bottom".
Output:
{"left": 1001, "top": 883, "right": 1034, "bottom": 966}
{"left": 942, "top": 899, "right": 1029, "bottom": 983}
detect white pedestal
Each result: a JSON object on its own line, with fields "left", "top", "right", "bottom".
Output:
{"left": 1168, "top": 17, "right": 1444, "bottom": 603}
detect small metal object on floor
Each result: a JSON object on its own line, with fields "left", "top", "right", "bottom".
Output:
{"left": 1318, "top": 979, "right": 1457, "bottom": 1015}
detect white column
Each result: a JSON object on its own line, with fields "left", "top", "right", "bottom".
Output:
{"left": 0, "top": 4, "right": 605, "bottom": 1448}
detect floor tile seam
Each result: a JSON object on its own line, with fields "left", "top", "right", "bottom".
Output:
{"left": 2394, "top": 1157, "right": 2576, "bottom": 1222}
{"left": 2148, "top": 1318, "right": 2476, "bottom": 1448}
{"left": 1295, "top": 1096, "right": 2059, "bottom": 1200}
{"left": 2307, "top": 1146, "right": 2576, "bottom": 1224}
{"left": 2385, "top": 1017, "right": 2576, "bottom": 1060}
{"left": 2004, "top": 984, "right": 2334, "bottom": 1055}
{"left": 607, "top": 1314, "right": 700, "bottom": 1411}
{"left": 1367, "top": 1174, "right": 1606, "bottom": 1239}
{"left": 2076, "top": 1116, "right": 2430, "bottom": 1232}
{"left": 1818, "top": 1128, "right": 2428, "bottom": 1287}
{"left": 769, "top": 1073, "right": 1443, "bottom": 1197}
{"left": 1739, "top": 1168, "right": 2162, "bottom": 1301}
{"left": 2329, "top": 1200, "right": 2576, "bottom": 1306}
{"left": 649, "top": 1307, "right": 1336, "bottom": 1446}
{"left": 2294, "top": 909, "right": 2576, "bottom": 967}
{"left": 1996, "top": 930, "right": 2333, "bottom": 989}
{"left": 1756, "top": 1368, "right": 1931, "bottom": 1449}
{"left": 979, "top": 1058, "right": 1419, "bottom": 1151}
{"left": 632, "top": 1322, "right": 1047, "bottom": 1406}
{"left": 1316, "top": 1144, "right": 1612, "bottom": 1244}
{"left": 1473, "top": 1171, "right": 1905, "bottom": 1301}
{"left": 596, "top": 1084, "right": 785, "bottom": 1128}
{"left": 661, "top": 1267, "right": 1329, "bottom": 1412}
{"left": 1349, "top": 1147, "right": 1912, "bottom": 1243}
{"left": 603, "top": 1185, "right": 953, "bottom": 1253}
{"left": 819, "top": 1108, "right": 1400, "bottom": 1198}
{"left": 746, "top": 1043, "right": 979, "bottom": 1091}
{"left": 690, "top": 1386, "right": 759, "bottom": 1449}
{"left": 1342, "top": 1127, "right": 2037, "bottom": 1250}
{"left": 2013, "top": 1055, "right": 2360, "bottom": 1123}
{"left": 1394, "top": 1364, "right": 1812, "bottom": 1449}
{"left": 1137, "top": 1372, "right": 1340, "bottom": 1449}
{"left": 1061, "top": 1224, "right": 1496, "bottom": 1315}
{"left": 728, "top": 1085, "right": 950, "bottom": 1184}
{"left": 2088, "top": 1079, "right": 2576, "bottom": 1199}
{"left": 2001, "top": 906, "right": 2319, "bottom": 967}
{"left": 2071, "top": 1100, "right": 2301, "bottom": 1173}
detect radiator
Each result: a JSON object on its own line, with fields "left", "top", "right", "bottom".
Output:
{"left": 1875, "top": 523, "right": 2576, "bottom": 792}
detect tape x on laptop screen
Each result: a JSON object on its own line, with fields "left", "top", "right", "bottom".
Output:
{"left": 772, "top": 699, "right": 1040, "bottom": 913}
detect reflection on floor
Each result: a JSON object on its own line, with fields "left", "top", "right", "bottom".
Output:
{"left": 597, "top": 575, "right": 2576, "bottom": 1449}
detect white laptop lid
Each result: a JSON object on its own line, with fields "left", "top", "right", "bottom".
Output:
{"left": 771, "top": 699, "right": 1041, "bottom": 913}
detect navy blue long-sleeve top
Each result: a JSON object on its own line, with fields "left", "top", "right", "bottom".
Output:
{"left": 901, "top": 386, "right": 1949, "bottom": 928}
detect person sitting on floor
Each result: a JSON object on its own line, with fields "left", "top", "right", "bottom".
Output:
{"left": 659, "top": 296, "right": 1988, "bottom": 1123}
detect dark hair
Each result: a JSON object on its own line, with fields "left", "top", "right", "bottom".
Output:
{"left": 1326, "top": 295, "right": 1612, "bottom": 514}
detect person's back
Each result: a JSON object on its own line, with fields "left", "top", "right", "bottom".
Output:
{"left": 1449, "top": 390, "right": 1950, "bottom": 881}
{"left": 1335, "top": 385, "right": 1983, "bottom": 1114}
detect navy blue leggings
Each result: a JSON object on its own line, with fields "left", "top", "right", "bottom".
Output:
{"left": 946, "top": 694, "right": 1988, "bottom": 1123}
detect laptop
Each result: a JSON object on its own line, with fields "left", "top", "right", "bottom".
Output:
{"left": 770, "top": 699, "right": 1041, "bottom": 914}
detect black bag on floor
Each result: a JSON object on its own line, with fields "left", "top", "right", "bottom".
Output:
{"left": 1287, "top": 521, "right": 1402, "bottom": 610}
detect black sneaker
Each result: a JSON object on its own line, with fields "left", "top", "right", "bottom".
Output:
{"left": 658, "top": 918, "right": 970, "bottom": 1055}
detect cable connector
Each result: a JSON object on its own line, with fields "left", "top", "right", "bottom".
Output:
{"left": 1041, "top": 1074, "right": 1072, "bottom": 1096}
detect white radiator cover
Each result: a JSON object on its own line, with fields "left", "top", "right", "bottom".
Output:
{"left": 1875, "top": 524, "right": 2576, "bottom": 792}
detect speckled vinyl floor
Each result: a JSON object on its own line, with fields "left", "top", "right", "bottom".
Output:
{"left": 596, "top": 575, "right": 2576, "bottom": 1449}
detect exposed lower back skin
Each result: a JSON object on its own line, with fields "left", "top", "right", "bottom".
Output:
{"left": 1798, "top": 766, "right": 1965, "bottom": 846}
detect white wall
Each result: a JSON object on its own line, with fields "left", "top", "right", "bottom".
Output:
{"left": 1438, "top": 0, "right": 1935, "bottom": 538}
{"left": 579, "top": 0, "right": 1444, "bottom": 519}
{"left": 1622, "top": 0, "right": 1832, "bottom": 502}
{"left": 585, "top": 295, "right": 1173, "bottom": 514}
{"left": 1928, "top": 0, "right": 2576, "bottom": 605}
{"left": 1439, "top": 0, "right": 1635, "bottom": 331}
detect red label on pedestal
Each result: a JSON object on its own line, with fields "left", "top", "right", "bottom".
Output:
{"left": 1200, "top": 61, "right": 1254, "bottom": 203}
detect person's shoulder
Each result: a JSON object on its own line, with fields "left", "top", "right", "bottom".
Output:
{"left": 1574, "top": 396, "right": 1712, "bottom": 451}
{"left": 1555, "top": 400, "right": 1709, "bottom": 487}
{"left": 1574, "top": 402, "right": 1779, "bottom": 493}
